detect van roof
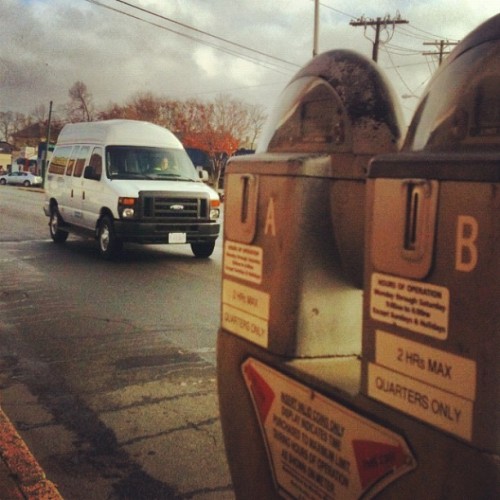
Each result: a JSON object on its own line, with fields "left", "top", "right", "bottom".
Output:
{"left": 56, "top": 120, "right": 184, "bottom": 148}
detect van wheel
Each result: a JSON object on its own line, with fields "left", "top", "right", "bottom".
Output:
{"left": 98, "top": 216, "right": 122, "bottom": 259}
{"left": 23, "top": 180, "right": 30, "bottom": 187}
{"left": 49, "top": 207, "right": 69, "bottom": 243}
{"left": 191, "top": 241, "right": 215, "bottom": 258}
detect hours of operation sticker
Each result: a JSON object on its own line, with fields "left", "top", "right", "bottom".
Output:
{"left": 224, "top": 240, "right": 263, "bottom": 284}
{"left": 370, "top": 272, "right": 450, "bottom": 339}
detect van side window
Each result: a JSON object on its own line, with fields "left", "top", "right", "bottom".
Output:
{"left": 48, "top": 146, "right": 73, "bottom": 174}
{"left": 73, "top": 146, "right": 90, "bottom": 178}
{"left": 65, "top": 146, "right": 80, "bottom": 176}
{"left": 86, "top": 148, "right": 103, "bottom": 181}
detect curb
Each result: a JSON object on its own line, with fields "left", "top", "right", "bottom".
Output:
{"left": 0, "top": 408, "right": 63, "bottom": 499}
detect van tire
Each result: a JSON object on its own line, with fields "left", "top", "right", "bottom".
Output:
{"left": 49, "top": 207, "right": 69, "bottom": 243}
{"left": 191, "top": 241, "right": 215, "bottom": 258}
{"left": 98, "top": 216, "right": 122, "bottom": 259}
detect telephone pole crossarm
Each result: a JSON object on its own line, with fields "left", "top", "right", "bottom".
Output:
{"left": 423, "top": 40, "right": 459, "bottom": 65}
{"left": 350, "top": 14, "right": 409, "bottom": 62}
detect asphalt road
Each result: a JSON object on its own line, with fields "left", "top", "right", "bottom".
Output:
{"left": 0, "top": 186, "right": 233, "bottom": 499}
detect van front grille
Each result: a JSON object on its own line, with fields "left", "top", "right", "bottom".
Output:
{"left": 140, "top": 193, "right": 208, "bottom": 220}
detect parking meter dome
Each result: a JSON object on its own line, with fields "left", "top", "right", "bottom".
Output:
{"left": 257, "top": 49, "right": 404, "bottom": 155}
{"left": 404, "top": 14, "right": 500, "bottom": 152}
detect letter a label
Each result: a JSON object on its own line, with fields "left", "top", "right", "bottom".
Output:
{"left": 265, "top": 197, "right": 276, "bottom": 236}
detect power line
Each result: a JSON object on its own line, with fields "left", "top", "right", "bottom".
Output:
{"left": 385, "top": 42, "right": 424, "bottom": 55}
{"left": 396, "top": 26, "right": 434, "bottom": 42}
{"left": 176, "top": 81, "right": 287, "bottom": 99}
{"left": 406, "top": 23, "right": 459, "bottom": 42}
{"left": 317, "top": 1, "right": 356, "bottom": 20}
{"left": 115, "top": 0, "right": 300, "bottom": 69}
{"left": 381, "top": 61, "right": 435, "bottom": 69}
{"left": 382, "top": 48, "right": 416, "bottom": 95}
{"left": 83, "top": 0, "right": 298, "bottom": 76}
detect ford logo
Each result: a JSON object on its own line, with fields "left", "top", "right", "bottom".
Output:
{"left": 170, "top": 204, "right": 185, "bottom": 210}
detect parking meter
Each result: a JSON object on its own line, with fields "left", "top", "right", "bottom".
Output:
{"left": 362, "top": 13, "right": 500, "bottom": 497}
{"left": 217, "top": 49, "right": 407, "bottom": 499}
{"left": 218, "top": 14, "right": 499, "bottom": 500}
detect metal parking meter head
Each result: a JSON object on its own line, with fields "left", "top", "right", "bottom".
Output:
{"left": 258, "top": 49, "right": 404, "bottom": 156}
{"left": 222, "top": 49, "right": 404, "bottom": 358}
{"left": 254, "top": 49, "right": 405, "bottom": 289}
{"left": 405, "top": 13, "right": 500, "bottom": 152}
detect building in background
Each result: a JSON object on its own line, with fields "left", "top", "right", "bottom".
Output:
{"left": 0, "top": 142, "right": 14, "bottom": 174}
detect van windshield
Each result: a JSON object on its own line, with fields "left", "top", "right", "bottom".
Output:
{"left": 106, "top": 146, "right": 199, "bottom": 181}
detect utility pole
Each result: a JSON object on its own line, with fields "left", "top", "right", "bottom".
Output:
{"left": 313, "top": 0, "right": 319, "bottom": 57}
{"left": 423, "top": 40, "right": 458, "bottom": 65}
{"left": 350, "top": 14, "right": 409, "bottom": 62}
{"left": 42, "top": 100, "right": 53, "bottom": 188}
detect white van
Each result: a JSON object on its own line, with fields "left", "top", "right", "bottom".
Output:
{"left": 43, "top": 120, "right": 221, "bottom": 258}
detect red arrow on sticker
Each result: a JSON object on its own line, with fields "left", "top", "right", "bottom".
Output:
{"left": 243, "top": 362, "right": 275, "bottom": 424}
{"left": 352, "top": 439, "right": 408, "bottom": 489}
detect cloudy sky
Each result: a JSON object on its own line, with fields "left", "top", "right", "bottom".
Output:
{"left": 1, "top": 0, "right": 498, "bottom": 126}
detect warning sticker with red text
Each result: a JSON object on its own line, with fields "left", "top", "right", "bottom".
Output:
{"left": 242, "top": 358, "right": 416, "bottom": 500}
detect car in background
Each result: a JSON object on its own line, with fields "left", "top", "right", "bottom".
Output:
{"left": 0, "top": 171, "right": 43, "bottom": 187}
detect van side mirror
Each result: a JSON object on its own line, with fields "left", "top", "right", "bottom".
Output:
{"left": 198, "top": 169, "right": 209, "bottom": 182}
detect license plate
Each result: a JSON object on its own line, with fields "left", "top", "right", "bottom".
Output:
{"left": 168, "top": 232, "right": 187, "bottom": 244}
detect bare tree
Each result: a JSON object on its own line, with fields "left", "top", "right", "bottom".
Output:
{"left": 246, "top": 103, "right": 267, "bottom": 149}
{"left": 0, "top": 111, "right": 27, "bottom": 142}
{"left": 31, "top": 104, "right": 48, "bottom": 123}
{"left": 209, "top": 96, "right": 267, "bottom": 149}
{"left": 0, "top": 111, "right": 14, "bottom": 141}
{"left": 67, "top": 81, "right": 94, "bottom": 122}
{"left": 212, "top": 94, "right": 248, "bottom": 140}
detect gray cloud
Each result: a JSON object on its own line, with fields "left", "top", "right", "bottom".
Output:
{"left": 1, "top": 0, "right": 498, "bottom": 126}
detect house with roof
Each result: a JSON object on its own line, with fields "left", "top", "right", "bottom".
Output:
{"left": 0, "top": 141, "right": 14, "bottom": 174}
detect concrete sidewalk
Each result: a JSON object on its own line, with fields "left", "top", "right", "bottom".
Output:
{"left": 0, "top": 407, "right": 62, "bottom": 499}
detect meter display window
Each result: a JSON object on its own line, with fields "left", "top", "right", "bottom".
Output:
{"left": 405, "top": 44, "right": 500, "bottom": 151}
{"left": 258, "top": 77, "right": 349, "bottom": 154}
{"left": 471, "top": 76, "right": 500, "bottom": 138}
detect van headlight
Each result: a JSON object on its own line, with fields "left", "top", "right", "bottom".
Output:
{"left": 118, "top": 197, "right": 138, "bottom": 219}
{"left": 122, "top": 208, "right": 135, "bottom": 218}
{"left": 210, "top": 199, "right": 220, "bottom": 221}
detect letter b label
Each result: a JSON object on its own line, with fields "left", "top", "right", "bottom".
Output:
{"left": 455, "top": 215, "right": 478, "bottom": 272}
